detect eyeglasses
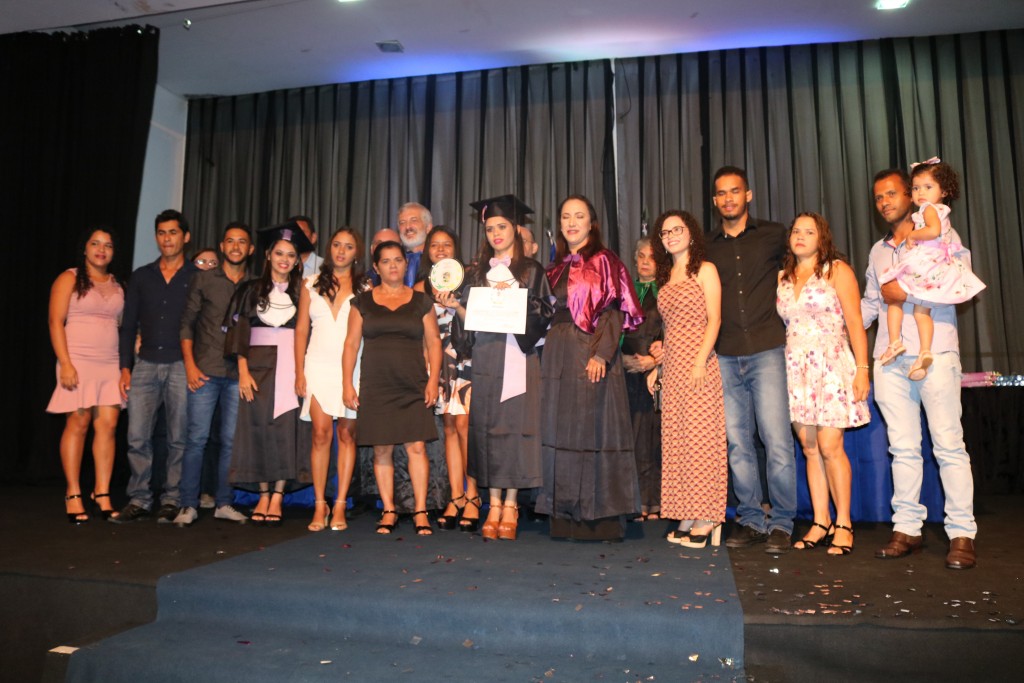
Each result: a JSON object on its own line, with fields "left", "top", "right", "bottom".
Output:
{"left": 659, "top": 226, "right": 687, "bottom": 239}
{"left": 194, "top": 258, "right": 219, "bottom": 267}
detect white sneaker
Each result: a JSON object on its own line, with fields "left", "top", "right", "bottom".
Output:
{"left": 174, "top": 507, "right": 198, "bottom": 527}
{"left": 199, "top": 494, "right": 216, "bottom": 509}
{"left": 215, "top": 505, "right": 248, "bottom": 524}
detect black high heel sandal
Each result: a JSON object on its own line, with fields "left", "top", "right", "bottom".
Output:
{"left": 91, "top": 492, "right": 118, "bottom": 521}
{"left": 793, "top": 522, "right": 834, "bottom": 550}
{"left": 250, "top": 487, "right": 270, "bottom": 526}
{"left": 413, "top": 510, "right": 433, "bottom": 536}
{"left": 436, "top": 494, "right": 467, "bottom": 530}
{"left": 265, "top": 489, "right": 285, "bottom": 527}
{"left": 376, "top": 509, "right": 398, "bottom": 534}
{"left": 65, "top": 494, "right": 89, "bottom": 525}
{"left": 459, "top": 495, "right": 482, "bottom": 532}
{"left": 828, "top": 524, "right": 854, "bottom": 556}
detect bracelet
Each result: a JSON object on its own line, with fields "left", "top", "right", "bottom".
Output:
{"left": 856, "top": 365, "right": 869, "bottom": 369}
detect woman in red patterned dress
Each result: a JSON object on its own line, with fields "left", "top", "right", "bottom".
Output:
{"left": 648, "top": 211, "right": 728, "bottom": 548}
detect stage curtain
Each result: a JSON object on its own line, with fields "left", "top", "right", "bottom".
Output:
{"left": 614, "top": 30, "right": 1024, "bottom": 372}
{"left": 0, "top": 27, "right": 159, "bottom": 481}
{"left": 181, "top": 61, "right": 616, "bottom": 265}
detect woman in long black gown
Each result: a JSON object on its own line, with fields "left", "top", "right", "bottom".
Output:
{"left": 536, "top": 195, "right": 645, "bottom": 541}
{"left": 443, "top": 195, "right": 553, "bottom": 540}
{"left": 225, "top": 225, "right": 314, "bottom": 525}
{"left": 342, "top": 241, "right": 442, "bottom": 536}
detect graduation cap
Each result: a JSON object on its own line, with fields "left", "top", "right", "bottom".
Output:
{"left": 256, "top": 221, "right": 314, "bottom": 256}
{"left": 469, "top": 194, "right": 534, "bottom": 226}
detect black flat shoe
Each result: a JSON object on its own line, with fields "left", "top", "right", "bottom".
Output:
{"left": 65, "top": 494, "right": 89, "bottom": 525}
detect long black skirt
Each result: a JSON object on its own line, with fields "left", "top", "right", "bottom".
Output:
{"left": 466, "top": 332, "right": 543, "bottom": 489}
{"left": 230, "top": 345, "right": 311, "bottom": 488}
{"left": 536, "top": 322, "right": 640, "bottom": 533}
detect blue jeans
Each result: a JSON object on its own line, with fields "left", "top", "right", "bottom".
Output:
{"left": 179, "top": 375, "right": 240, "bottom": 509}
{"left": 126, "top": 360, "right": 187, "bottom": 508}
{"left": 719, "top": 347, "right": 797, "bottom": 533}
{"left": 873, "top": 352, "right": 975, "bottom": 539}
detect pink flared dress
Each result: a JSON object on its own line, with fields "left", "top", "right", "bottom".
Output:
{"left": 878, "top": 202, "right": 985, "bottom": 304}
{"left": 46, "top": 271, "right": 125, "bottom": 413}
{"left": 776, "top": 265, "right": 869, "bottom": 429}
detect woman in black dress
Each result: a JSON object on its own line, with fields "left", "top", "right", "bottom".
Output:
{"left": 442, "top": 196, "right": 553, "bottom": 540}
{"left": 342, "top": 241, "right": 442, "bottom": 536}
{"left": 225, "top": 225, "right": 314, "bottom": 525}
{"left": 537, "top": 195, "right": 645, "bottom": 541}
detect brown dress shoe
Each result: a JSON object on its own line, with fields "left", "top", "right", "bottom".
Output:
{"left": 874, "top": 531, "right": 924, "bottom": 559}
{"left": 946, "top": 537, "right": 976, "bottom": 570}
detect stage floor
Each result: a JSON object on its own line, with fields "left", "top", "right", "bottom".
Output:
{"left": 2, "top": 484, "right": 1022, "bottom": 682}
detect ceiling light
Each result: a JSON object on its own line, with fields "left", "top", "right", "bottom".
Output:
{"left": 376, "top": 40, "right": 404, "bottom": 53}
{"left": 876, "top": 0, "right": 909, "bottom": 9}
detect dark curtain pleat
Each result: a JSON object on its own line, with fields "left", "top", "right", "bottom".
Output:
{"left": 182, "top": 60, "right": 615, "bottom": 267}
{"left": 614, "top": 29, "right": 1023, "bottom": 371}
{"left": 0, "top": 27, "right": 158, "bottom": 482}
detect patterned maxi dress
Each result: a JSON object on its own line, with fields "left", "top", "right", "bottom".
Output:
{"left": 658, "top": 277, "right": 728, "bottom": 523}
{"left": 776, "top": 265, "right": 870, "bottom": 428}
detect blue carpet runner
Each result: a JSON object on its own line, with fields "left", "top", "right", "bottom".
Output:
{"left": 67, "top": 518, "right": 745, "bottom": 682}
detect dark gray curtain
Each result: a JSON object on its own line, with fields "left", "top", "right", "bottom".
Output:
{"left": 182, "top": 60, "right": 615, "bottom": 264}
{"left": 1, "top": 27, "right": 159, "bottom": 481}
{"left": 182, "top": 31, "right": 1022, "bottom": 371}
{"left": 614, "top": 30, "right": 1024, "bottom": 372}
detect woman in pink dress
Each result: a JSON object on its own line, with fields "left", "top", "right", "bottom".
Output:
{"left": 47, "top": 228, "right": 125, "bottom": 523}
{"left": 776, "top": 213, "right": 870, "bottom": 555}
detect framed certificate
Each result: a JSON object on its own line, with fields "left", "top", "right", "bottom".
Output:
{"left": 463, "top": 286, "right": 528, "bottom": 334}
{"left": 429, "top": 258, "right": 464, "bottom": 292}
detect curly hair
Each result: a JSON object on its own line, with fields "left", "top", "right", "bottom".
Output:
{"left": 650, "top": 210, "right": 705, "bottom": 286}
{"left": 74, "top": 227, "right": 118, "bottom": 298}
{"left": 780, "top": 212, "right": 845, "bottom": 283}
{"left": 911, "top": 161, "right": 960, "bottom": 204}
{"left": 314, "top": 227, "right": 365, "bottom": 302}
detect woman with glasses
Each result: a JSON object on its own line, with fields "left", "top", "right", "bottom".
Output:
{"left": 648, "top": 211, "right": 727, "bottom": 549}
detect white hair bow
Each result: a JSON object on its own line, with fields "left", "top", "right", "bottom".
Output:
{"left": 910, "top": 156, "right": 941, "bottom": 170}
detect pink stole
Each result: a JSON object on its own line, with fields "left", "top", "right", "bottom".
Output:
{"left": 249, "top": 327, "right": 298, "bottom": 418}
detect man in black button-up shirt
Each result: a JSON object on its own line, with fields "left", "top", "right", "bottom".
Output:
{"left": 704, "top": 166, "right": 796, "bottom": 553}
{"left": 114, "top": 210, "right": 198, "bottom": 524}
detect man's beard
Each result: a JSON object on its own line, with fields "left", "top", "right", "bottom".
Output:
{"left": 401, "top": 232, "right": 426, "bottom": 250}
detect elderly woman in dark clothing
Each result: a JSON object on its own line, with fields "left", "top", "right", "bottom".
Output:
{"left": 621, "top": 237, "right": 663, "bottom": 522}
{"left": 536, "top": 195, "right": 645, "bottom": 541}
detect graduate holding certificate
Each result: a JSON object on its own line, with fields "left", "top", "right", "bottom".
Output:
{"left": 441, "top": 195, "right": 553, "bottom": 541}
